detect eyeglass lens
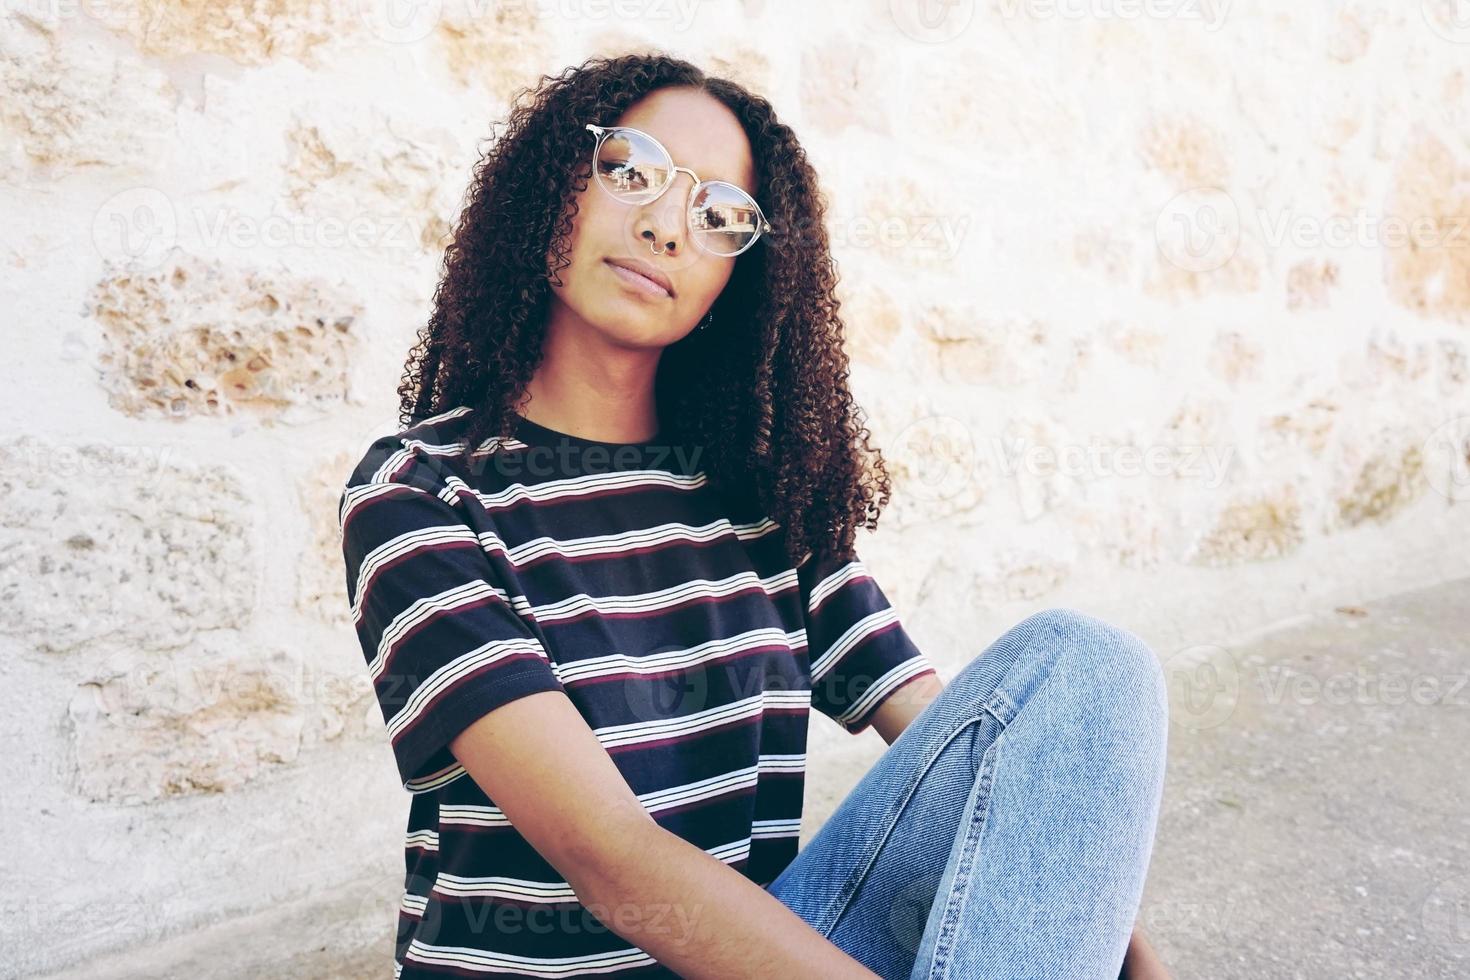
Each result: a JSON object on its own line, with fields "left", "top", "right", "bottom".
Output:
{"left": 594, "top": 128, "right": 762, "bottom": 256}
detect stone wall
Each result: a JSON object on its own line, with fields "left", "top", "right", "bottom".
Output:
{"left": 2, "top": 2, "right": 1467, "bottom": 975}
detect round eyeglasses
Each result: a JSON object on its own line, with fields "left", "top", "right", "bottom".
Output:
{"left": 584, "top": 123, "right": 773, "bottom": 258}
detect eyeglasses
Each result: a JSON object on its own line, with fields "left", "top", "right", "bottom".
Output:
{"left": 584, "top": 123, "right": 773, "bottom": 258}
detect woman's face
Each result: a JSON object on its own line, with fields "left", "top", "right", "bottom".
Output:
{"left": 547, "top": 86, "right": 757, "bottom": 349}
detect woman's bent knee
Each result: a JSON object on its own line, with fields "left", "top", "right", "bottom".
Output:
{"left": 1016, "top": 607, "right": 1169, "bottom": 734}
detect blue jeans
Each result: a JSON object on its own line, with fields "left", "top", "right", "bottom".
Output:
{"left": 764, "top": 608, "right": 1170, "bottom": 980}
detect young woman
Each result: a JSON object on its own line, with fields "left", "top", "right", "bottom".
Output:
{"left": 339, "top": 53, "right": 1171, "bottom": 980}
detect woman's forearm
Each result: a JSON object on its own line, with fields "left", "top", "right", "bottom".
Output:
{"left": 1121, "top": 922, "right": 1171, "bottom": 979}
{"left": 573, "top": 812, "right": 879, "bottom": 979}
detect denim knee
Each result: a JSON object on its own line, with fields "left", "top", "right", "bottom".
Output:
{"left": 1015, "top": 607, "right": 1169, "bottom": 731}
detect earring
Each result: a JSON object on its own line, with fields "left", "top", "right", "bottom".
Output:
{"left": 699, "top": 311, "right": 713, "bottom": 331}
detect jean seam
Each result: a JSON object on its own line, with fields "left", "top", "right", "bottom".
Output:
{"left": 818, "top": 710, "right": 995, "bottom": 938}
{"left": 925, "top": 732, "right": 1003, "bottom": 980}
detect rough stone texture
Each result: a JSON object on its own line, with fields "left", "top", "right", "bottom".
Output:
{"left": 916, "top": 308, "right": 1051, "bottom": 386}
{"left": 96, "top": 0, "right": 358, "bottom": 67}
{"left": 1099, "top": 320, "right": 1167, "bottom": 369}
{"left": 841, "top": 282, "right": 904, "bottom": 369}
{"left": 0, "top": 436, "right": 257, "bottom": 656}
{"left": 86, "top": 251, "right": 362, "bottom": 422}
{"left": 1191, "top": 485, "right": 1306, "bottom": 566}
{"left": 1260, "top": 395, "right": 1340, "bottom": 458}
{"left": 703, "top": 46, "right": 774, "bottom": 101}
{"left": 1208, "top": 330, "right": 1265, "bottom": 385}
{"left": 1384, "top": 127, "right": 1470, "bottom": 324}
{"left": 434, "top": 3, "right": 550, "bottom": 99}
{"left": 1333, "top": 440, "right": 1425, "bottom": 529}
{"left": 0, "top": 20, "right": 176, "bottom": 175}
{"left": 67, "top": 642, "right": 307, "bottom": 805}
{"left": 64, "top": 636, "right": 376, "bottom": 806}
{"left": 799, "top": 39, "right": 891, "bottom": 137}
{"left": 1138, "top": 114, "right": 1231, "bottom": 188}
{"left": 297, "top": 448, "right": 354, "bottom": 625}
{"left": 1286, "top": 257, "right": 1340, "bottom": 310}
{"left": 283, "top": 106, "right": 470, "bottom": 253}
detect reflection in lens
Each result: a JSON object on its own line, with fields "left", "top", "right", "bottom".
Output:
{"left": 692, "top": 181, "right": 761, "bottom": 256}
{"left": 595, "top": 129, "right": 670, "bottom": 201}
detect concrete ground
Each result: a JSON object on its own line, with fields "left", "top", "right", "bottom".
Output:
{"left": 38, "top": 577, "right": 1470, "bottom": 978}
{"left": 1142, "top": 575, "right": 1470, "bottom": 978}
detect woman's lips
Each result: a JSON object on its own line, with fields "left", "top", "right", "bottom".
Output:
{"left": 605, "top": 259, "right": 673, "bottom": 298}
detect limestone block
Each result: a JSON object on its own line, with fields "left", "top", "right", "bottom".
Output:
{"left": 916, "top": 308, "right": 1050, "bottom": 387}
{"left": 1075, "top": 496, "right": 1168, "bottom": 570}
{"left": 842, "top": 284, "right": 904, "bottom": 367}
{"left": 1190, "top": 486, "right": 1306, "bottom": 565}
{"left": 704, "top": 47, "right": 774, "bottom": 100}
{"left": 800, "top": 39, "right": 891, "bottom": 137}
{"left": 1099, "top": 320, "right": 1166, "bottom": 370}
{"left": 1209, "top": 331, "right": 1264, "bottom": 385}
{"left": 1160, "top": 397, "right": 1232, "bottom": 456}
{"left": 297, "top": 448, "right": 354, "bottom": 625}
{"left": 0, "top": 436, "right": 256, "bottom": 656}
{"left": 1138, "top": 115, "right": 1230, "bottom": 189}
{"left": 1286, "top": 258, "right": 1340, "bottom": 311}
{"left": 98, "top": 0, "right": 358, "bottom": 66}
{"left": 1259, "top": 397, "right": 1340, "bottom": 459}
{"left": 68, "top": 643, "right": 304, "bottom": 804}
{"left": 969, "top": 549, "right": 1073, "bottom": 605}
{"left": 86, "top": 251, "right": 362, "bottom": 421}
{"left": 1385, "top": 128, "right": 1470, "bottom": 323}
{"left": 434, "top": 3, "right": 550, "bottom": 97}
{"left": 907, "top": 49, "right": 1084, "bottom": 171}
{"left": 284, "top": 109, "right": 465, "bottom": 254}
{"left": 1333, "top": 440, "right": 1426, "bottom": 529}
{"left": 0, "top": 22, "right": 175, "bottom": 175}
{"left": 65, "top": 637, "right": 377, "bottom": 804}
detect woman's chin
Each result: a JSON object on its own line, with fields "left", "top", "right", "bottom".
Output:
{"left": 585, "top": 313, "right": 678, "bottom": 350}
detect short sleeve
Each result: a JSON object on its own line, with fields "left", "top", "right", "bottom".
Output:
{"left": 798, "top": 547, "right": 940, "bottom": 734}
{"left": 338, "top": 433, "right": 567, "bottom": 790}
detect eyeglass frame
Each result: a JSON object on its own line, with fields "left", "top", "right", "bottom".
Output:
{"left": 584, "top": 122, "right": 773, "bottom": 258}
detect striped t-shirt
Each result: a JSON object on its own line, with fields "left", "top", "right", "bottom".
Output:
{"left": 337, "top": 405, "right": 939, "bottom": 979}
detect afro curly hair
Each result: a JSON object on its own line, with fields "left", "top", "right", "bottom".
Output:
{"left": 396, "top": 51, "right": 894, "bottom": 568}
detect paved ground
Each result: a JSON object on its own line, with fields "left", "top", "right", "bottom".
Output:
{"left": 1143, "top": 576, "right": 1470, "bottom": 978}
{"left": 39, "top": 577, "right": 1470, "bottom": 978}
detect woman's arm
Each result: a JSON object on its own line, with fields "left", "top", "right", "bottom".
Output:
{"left": 869, "top": 671, "right": 946, "bottom": 745}
{"left": 1119, "top": 924, "right": 1171, "bottom": 979}
{"left": 449, "top": 691, "right": 880, "bottom": 980}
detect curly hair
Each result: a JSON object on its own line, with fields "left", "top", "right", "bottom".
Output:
{"left": 395, "top": 52, "right": 892, "bottom": 568}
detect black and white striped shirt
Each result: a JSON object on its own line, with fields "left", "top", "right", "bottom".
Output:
{"left": 338, "top": 405, "right": 938, "bottom": 978}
